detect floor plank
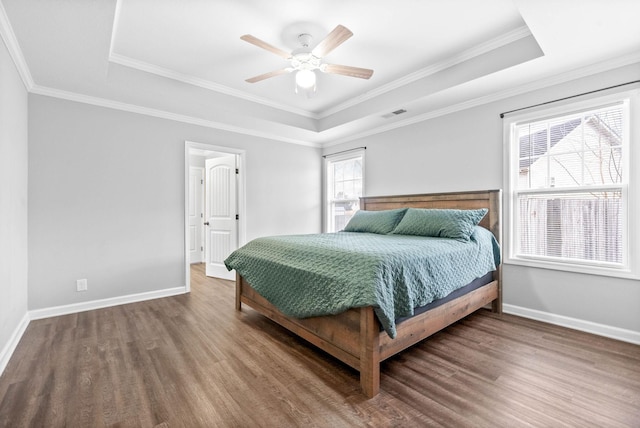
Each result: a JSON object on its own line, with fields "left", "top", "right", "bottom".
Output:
{"left": 1, "top": 264, "right": 639, "bottom": 427}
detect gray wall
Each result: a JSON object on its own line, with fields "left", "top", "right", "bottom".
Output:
{"left": 323, "top": 63, "right": 640, "bottom": 335}
{"left": 6, "top": 41, "right": 638, "bottom": 368}
{"left": 28, "top": 95, "right": 321, "bottom": 310}
{"left": 0, "top": 37, "right": 29, "bottom": 362}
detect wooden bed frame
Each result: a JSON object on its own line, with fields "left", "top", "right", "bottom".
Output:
{"left": 235, "top": 189, "right": 502, "bottom": 398}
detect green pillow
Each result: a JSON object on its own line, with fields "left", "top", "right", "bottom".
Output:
{"left": 343, "top": 208, "right": 408, "bottom": 234}
{"left": 391, "top": 208, "right": 488, "bottom": 241}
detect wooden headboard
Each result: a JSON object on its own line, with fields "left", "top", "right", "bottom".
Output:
{"left": 360, "top": 189, "right": 503, "bottom": 311}
{"left": 360, "top": 189, "right": 502, "bottom": 245}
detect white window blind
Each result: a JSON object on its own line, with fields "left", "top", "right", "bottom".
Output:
{"left": 504, "top": 92, "right": 638, "bottom": 278}
{"left": 515, "top": 104, "right": 624, "bottom": 265}
{"left": 325, "top": 150, "right": 364, "bottom": 232}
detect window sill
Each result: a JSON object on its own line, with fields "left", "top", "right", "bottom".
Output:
{"left": 504, "top": 256, "right": 640, "bottom": 280}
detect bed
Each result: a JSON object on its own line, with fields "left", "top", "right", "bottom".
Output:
{"left": 229, "top": 189, "right": 502, "bottom": 398}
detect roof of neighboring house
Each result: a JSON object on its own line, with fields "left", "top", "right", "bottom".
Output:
{"left": 519, "top": 118, "right": 581, "bottom": 169}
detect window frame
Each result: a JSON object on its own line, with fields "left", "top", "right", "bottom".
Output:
{"left": 323, "top": 149, "right": 365, "bottom": 233}
{"left": 503, "top": 89, "right": 640, "bottom": 279}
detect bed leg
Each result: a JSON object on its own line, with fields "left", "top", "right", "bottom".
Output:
{"left": 235, "top": 272, "right": 242, "bottom": 311}
{"left": 491, "top": 266, "right": 503, "bottom": 314}
{"left": 492, "top": 297, "right": 503, "bottom": 314}
{"left": 360, "top": 307, "right": 380, "bottom": 398}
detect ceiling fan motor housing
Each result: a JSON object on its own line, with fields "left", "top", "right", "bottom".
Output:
{"left": 297, "top": 33, "right": 312, "bottom": 48}
{"left": 291, "top": 33, "right": 322, "bottom": 71}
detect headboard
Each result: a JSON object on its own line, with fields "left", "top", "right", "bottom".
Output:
{"left": 360, "top": 189, "right": 503, "bottom": 311}
{"left": 360, "top": 189, "right": 502, "bottom": 245}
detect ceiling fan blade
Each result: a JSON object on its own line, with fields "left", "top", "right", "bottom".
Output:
{"left": 245, "top": 68, "right": 291, "bottom": 83}
{"left": 323, "top": 64, "right": 374, "bottom": 79}
{"left": 240, "top": 34, "right": 291, "bottom": 59}
{"left": 311, "top": 25, "right": 353, "bottom": 57}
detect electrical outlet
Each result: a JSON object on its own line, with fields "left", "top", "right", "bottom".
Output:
{"left": 76, "top": 278, "right": 88, "bottom": 292}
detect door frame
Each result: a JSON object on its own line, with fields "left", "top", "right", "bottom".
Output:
{"left": 184, "top": 140, "right": 246, "bottom": 292}
{"left": 188, "top": 166, "right": 205, "bottom": 264}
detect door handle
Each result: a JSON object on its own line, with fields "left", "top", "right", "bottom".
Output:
{"left": 204, "top": 222, "right": 210, "bottom": 226}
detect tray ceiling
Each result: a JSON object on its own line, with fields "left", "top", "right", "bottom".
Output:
{"left": 2, "top": 0, "right": 639, "bottom": 146}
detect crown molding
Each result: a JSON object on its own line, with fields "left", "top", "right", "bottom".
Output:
{"left": 108, "top": 52, "right": 320, "bottom": 120}
{"left": 30, "top": 84, "right": 321, "bottom": 148}
{"left": 7, "top": 0, "right": 639, "bottom": 153}
{"left": 500, "top": 51, "right": 640, "bottom": 99}
{"left": 107, "top": 6, "right": 532, "bottom": 122}
{"left": 318, "top": 25, "right": 533, "bottom": 119}
{"left": 324, "top": 52, "right": 640, "bottom": 147}
{"left": 0, "top": 1, "right": 34, "bottom": 90}
{"left": 107, "top": 0, "right": 320, "bottom": 120}
{"left": 29, "top": 51, "right": 640, "bottom": 150}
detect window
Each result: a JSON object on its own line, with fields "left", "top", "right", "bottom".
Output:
{"left": 504, "top": 91, "right": 639, "bottom": 278}
{"left": 324, "top": 150, "right": 365, "bottom": 232}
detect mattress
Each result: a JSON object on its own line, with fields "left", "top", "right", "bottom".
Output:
{"left": 225, "top": 226, "right": 500, "bottom": 338}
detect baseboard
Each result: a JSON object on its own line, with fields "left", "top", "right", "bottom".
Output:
{"left": 0, "top": 312, "right": 30, "bottom": 376}
{"left": 503, "top": 304, "right": 640, "bottom": 345}
{"left": 29, "top": 286, "right": 188, "bottom": 320}
{"left": 1, "top": 287, "right": 188, "bottom": 377}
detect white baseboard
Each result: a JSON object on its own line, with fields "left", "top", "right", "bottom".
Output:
{"left": 29, "top": 286, "right": 188, "bottom": 320}
{"left": 1, "top": 286, "right": 188, "bottom": 377}
{"left": 503, "top": 304, "right": 640, "bottom": 345}
{"left": 7, "top": 292, "right": 636, "bottom": 379}
{"left": 0, "top": 312, "right": 30, "bottom": 376}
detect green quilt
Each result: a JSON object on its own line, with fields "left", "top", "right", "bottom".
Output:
{"left": 224, "top": 227, "right": 500, "bottom": 338}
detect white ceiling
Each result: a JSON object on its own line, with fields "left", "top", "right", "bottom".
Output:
{"left": 2, "top": 0, "right": 639, "bottom": 147}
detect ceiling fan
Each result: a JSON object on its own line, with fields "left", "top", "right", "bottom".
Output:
{"left": 240, "top": 25, "right": 374, "bottom": 95}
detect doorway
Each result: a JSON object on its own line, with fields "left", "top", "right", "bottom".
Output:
{"left": 184, "top": 141, "right": 246, "bottom": 292}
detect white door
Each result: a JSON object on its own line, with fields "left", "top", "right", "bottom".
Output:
{"left": 188, "top": 167, "right": 204, "bottom": 263}
{"left": 204, "top": 156, "right": 237, "bottom": 280}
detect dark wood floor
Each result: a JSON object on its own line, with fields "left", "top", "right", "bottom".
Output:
{"left": 1, "top": 264, "right": 639, "bottom": 427}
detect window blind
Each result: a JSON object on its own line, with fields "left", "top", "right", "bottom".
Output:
{"left": 513, "top": 102, "right": 626, "bottom": 267}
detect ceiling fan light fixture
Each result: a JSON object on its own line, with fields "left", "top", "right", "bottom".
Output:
{"left": 295, "top": 69, "right": 317, "bottom": 90}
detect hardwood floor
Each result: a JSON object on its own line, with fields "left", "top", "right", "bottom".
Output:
{"left": 1, "top": 264, "right": 639, "bottom": 427}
